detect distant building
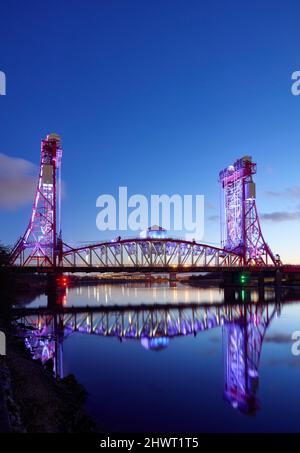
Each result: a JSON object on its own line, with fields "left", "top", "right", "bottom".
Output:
{"left": 140, "top": 225, "right": 167, "bottom": 239}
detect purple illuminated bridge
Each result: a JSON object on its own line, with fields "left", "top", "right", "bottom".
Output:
{"left": 7, "top": 134, "right": 299, "bottom": 278}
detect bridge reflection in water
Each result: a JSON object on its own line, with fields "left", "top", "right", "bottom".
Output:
{"left": 14, "top": 286, "right": 293, "bottom": 416}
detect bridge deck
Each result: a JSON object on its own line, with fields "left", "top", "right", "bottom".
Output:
{"left": 6, "top": 265, "right": 288, "bottom": 274}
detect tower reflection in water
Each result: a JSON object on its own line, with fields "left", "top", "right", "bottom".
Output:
{"left": 15, "top": 287, "right": 281, "bottom": 415}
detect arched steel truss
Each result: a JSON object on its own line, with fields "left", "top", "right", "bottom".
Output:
{"left": 60, "top": 238, "right": 243, "bottom": 270}
{"left": 8, "top": 135, "right": 280, "bottom": 270}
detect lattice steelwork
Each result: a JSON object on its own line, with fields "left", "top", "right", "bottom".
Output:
{"left": 8, "top": 134, "right": 280, "bottom": 270}
{"left": 9, "top": 134, "right": 62, "bottom": 266}
{"left": 61, "top": 238, "right": 243, "bottom": 269}
{"left": 219, "top": 156, "right": 278, "bottom": 265}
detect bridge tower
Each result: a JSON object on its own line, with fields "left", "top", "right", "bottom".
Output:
{"left": 9, "top": 134, "right": 62, "bottom": 267}
{"left": 219, "top": 156, "right": 277, "bottom": 265}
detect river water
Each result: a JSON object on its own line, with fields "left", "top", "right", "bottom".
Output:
{"left": 14, "top": 283, "right": 300, "bottom": 432}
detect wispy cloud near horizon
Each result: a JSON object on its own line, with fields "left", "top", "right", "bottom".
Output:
{"left": 0, "top": 153, "right": 37, "bottom": 210}
{"left": 260, "top": 211, "right": 300, "bottom": 222}
{"left": 265, "top": 187, "right": 300, "bottom": 199}
{"left": 208, "top": 208, "right": 300, "bottom": 224}
{"left": 207, "top": 214, "right": 219, "bottom": 222}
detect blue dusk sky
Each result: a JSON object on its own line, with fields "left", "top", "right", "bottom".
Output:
{"left": 1, "top": 0, "right": 300, "bottom": 262}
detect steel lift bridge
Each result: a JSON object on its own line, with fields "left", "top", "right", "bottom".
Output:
{"left": 9, "top": 134, "right": 280, "bottom": 272}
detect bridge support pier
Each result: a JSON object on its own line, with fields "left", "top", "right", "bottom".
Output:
{"left": 273, "top": 269, "right": 282, "bottom": 304}
{"left": 46, "top": 273, "right": 58, "bottom": 293}
{"left": 224, "top": 286, "right": 235, "bottom": 304}
{"left": 275, "top": 269, "right": 282, "bottom": 286}
{"left": 223, "top": 271, "right": 251, "bottom": 287}
{"left": 258, "top": 275, "right": 265, "bottom": 303}
{"left": 223, "top": 272, "right": 235, "bottom": 287}
{"left": 224, "top": 287, "right": 255, "bottom": 304}
{"left": 169, "top": 272, "right": 177, "bottom": 287}
{"left": 145, "top": 274, "right": 152, "bottom": 287}
{"left": 46, "top": 273, "right": 67, "bottom": 308}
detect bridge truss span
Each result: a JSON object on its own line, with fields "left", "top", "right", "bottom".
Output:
{"left": 61, "top": 238, "right": 243, "bottom": 270}
{"left": 8, "top": 133, "right": 280, "bottom": 270}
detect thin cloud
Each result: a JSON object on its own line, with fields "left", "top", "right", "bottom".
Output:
{"left": 264, "top": 333, "right": 292, "bottom": 344}
{"left": 260, "top": 211, "right": 300, "bottom": 222}
{"left": 265, "top": 186, "right": 300, "bottom": 199}
{"left": 268, "top": 358, "right": 300, "bottom": 368}
{"left": 265, "top": 190, "right": 282, "bottom": 197}
{"left": 207, "top": 214, "right": 219, "bottom": 222}
{"left": 206, "top": 201, "right": 216, "bottom": 210}
{"left": 0, "top": 153, "right": 37, "bottom": 210}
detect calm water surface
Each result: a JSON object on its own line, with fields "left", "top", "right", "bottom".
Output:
{"left": 15, "top": 283, "right": 300, "bottom": 432}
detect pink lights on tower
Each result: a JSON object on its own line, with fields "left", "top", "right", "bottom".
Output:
{"left": 9, "top": 134, "right": 62, "bottom": 267}
{"left": 219, "top": 156, "right": 278, "bottom": 265}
